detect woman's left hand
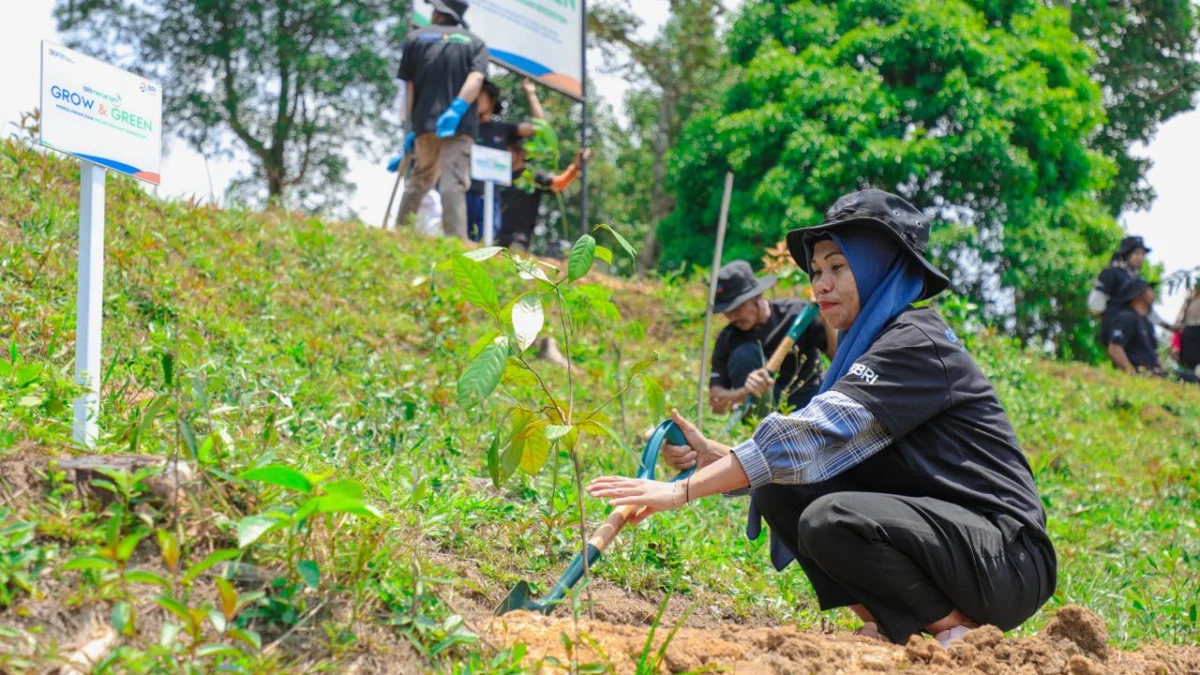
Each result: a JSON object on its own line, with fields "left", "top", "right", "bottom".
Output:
{"left": 587, "top": 476, "right": 685, "bottom": 517}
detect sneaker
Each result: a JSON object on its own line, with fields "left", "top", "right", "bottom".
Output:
{"left": 935, "top": 625, "right": 971, "bottom": 648}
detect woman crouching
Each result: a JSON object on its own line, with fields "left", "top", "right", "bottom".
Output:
{"left": 588, "top": 189, "right": 1056, "bottom": 646}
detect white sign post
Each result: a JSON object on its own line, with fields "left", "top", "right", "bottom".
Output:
{"left": 39, "top": 42, "right": 163, "bottom": 447}
{"left": 471, "top": 145, "right": 513, "bottom": 246}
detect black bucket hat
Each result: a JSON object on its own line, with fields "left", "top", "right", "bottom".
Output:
{"left": 786, "top": 188, "right": 950, "bottom": 301}
{"left": 712, "top": 261, "right": 777, "bottom": 314}
{"left": 429, "top": 0, "right": 470, "bottom": 28}
{"left": 1116, "top": 235, "right": 1151, "bottom": 258}
{"left": 1112, "top": 277, "right": 1154, "bottom": 308}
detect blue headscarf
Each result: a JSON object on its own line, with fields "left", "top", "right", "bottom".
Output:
{"left": 814, "top": 227, "right": 926, "bottom": 394}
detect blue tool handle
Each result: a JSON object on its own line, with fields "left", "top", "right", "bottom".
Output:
{"left": 538, "top": 543, "right": 602, "bottom": 613}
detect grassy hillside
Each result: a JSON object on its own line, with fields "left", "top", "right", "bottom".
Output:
{"left": 1, "top": 137, "right": 1198, "bottom": 672}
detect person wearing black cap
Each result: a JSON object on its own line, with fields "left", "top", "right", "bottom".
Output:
{"left": 1089, "top": 235, "right": 1176, "bottom": 334}
{"left": 393, "top": 0, "right": 489, "bottom": 240}
{"left": 467, "top": 77, "right": 547, "bottom": 242}
{"left": 592, "top": 189, "right": 1055, "bottom": 649}
{"left": 1105, "top": 277, "right": 1163, "bottom": 374}
{"left": 706, "top": 261, "right": 835, "bottom": 416}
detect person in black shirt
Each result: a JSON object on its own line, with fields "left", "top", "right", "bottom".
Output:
{"left": 394, "top": 0, "right": 489, "bottom": 240}
{"left": 467, "top": 78, "right": 546, "bottom": 242}
{"left": 708, "top": 261, "right": 835, "bottom": 416}
{"left": 498, "top": 142, "right": 588, "bottom": 251}
{"left": 591, "top": 189, "right": 1055, "bottom": 648}
{"left": 1105, "top": 278, "right": 1163, "bottom": 374}
{"left": 1089, "top": 235, "right": 1176, "bottom": 341}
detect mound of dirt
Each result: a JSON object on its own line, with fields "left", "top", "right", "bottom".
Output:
{"left": 485, "top": 605, "right": 1200, "bottom": 674}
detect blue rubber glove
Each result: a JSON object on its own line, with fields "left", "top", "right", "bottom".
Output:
{"left": 386, "top": 132, "right": 417, "bottom": 173}
{"left": 435, "top": 98, "right": 470, "bottom": 138}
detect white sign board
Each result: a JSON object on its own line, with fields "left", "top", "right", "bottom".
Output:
{"left": 39, "top": 41, "right": 164, "bottom": 184}
{"left": 471, "top": 144, "right": 513, "bottom": 186}
{"left": 414, "top": 0, "right": 583, "bottom": 100}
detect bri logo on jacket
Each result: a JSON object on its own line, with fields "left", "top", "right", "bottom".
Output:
{"left": 849, "top": 363, "right": 878, "bottom": 384}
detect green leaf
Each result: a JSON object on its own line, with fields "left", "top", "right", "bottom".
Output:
{"left": 153, "top": 596, "right": 192, "bottom": 625}
{"left": 511, "top": 294, "right": 545, "bottom": 352}
{"left": 457, "top": 340, "right": 508, "bottom": 408}
{"left": 116, "top": 533, "right": 144, "bottom": 563}
{"left": 593, "top": 224, "right": 636, "bottom": 259}
{"left": 629, "top": 355, "right": 659, "bottom": 378}
{"left": 228, "top": 627, "right": 262, "bottom": 649}
{"left": 644, "top": 377, "right": 666, "bottom": 422}
{"left": 485, "top": 431, "right": 502, "bottom": 487}
{"left": 503, "top": 359, "right": 539, "bottom": 387}
{"left": 577, "top": 418, "right": 628, "bottom": 454}
{"left": 452, "top": 256, "right": 500, "bottom": 317}
{"left": 236, "top": 515, "right": 285, "bottom": 548}
{"left": 545, "top": 425, "right": 574, "bottom": 441}
{"left": 462, "top": 246, "right": 504, "bottom": 261}
{"left": 314, "top": 495, "right": 382, "bottom": 518}
{"left": 499, "top": 438, "right": 523, "bottom": 484}
{"left": 63, "top": 556, "right": 117, "bottom": 572}
{"left": 467, "top": 332, "right": 500, "bottom": 360}
{"left": 157, "top": 529, "right": 180, "bottom": 573}
{"left": 297, "top": 560, "right": 320, "bottom": 589}
{"left": 567, "top": 235, "right": 597, "bottom": 282}
{"left": 183, "top": 549, "right": 241, "bottom": 584}
{"left": 239, "top": 465, "right": 313, "bottom": 494}
{"left": 125, "top": 570, "right": 172, "bottom": 588}
{"left": 517, "top": 421, "right": 550, "bottom": 475}
{"left": 112, "top": 601, "right": 134, "bottom": 636}
{"left": 322, "top": 479, "right": 364, "bottom": 500}
{"left": 594, "top": 245, "right": 613, "bottom": 265}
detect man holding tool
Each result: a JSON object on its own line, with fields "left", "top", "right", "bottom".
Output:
{"left": 708, "top": 261, "right": 837, "bottom": 419}
{"left": 392, "top": 0, "right": 488, "bottom": 240}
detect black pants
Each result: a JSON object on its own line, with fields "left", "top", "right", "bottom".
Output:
{"left": 727, "top": 342, "right": 818, "bottom": 411}
{"left": 753, "top": 479, "right": 1053, "bottom": 643}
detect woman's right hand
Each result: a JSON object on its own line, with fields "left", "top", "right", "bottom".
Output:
{"left": 661, "top": 409, "right": 730, "bottom": 471}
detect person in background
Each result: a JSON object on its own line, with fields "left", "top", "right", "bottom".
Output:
{"left": 393, "top": 0, "right": 487, "bottom": 240}
{"left": 498, "top": 143, "right": 589, "bottom": 251}
{"left": 1104, "top": 277, "right": 1163, "bottom": 375}
{"left": 1172, "top": 285, "right": 1200, "bottom": 380}
{"left": 468, "top": 77, "right": 545, "bottom": 242}
{"left": 707, "top": 261, "right": 837, "bottom": 417}
{"left": 1089, "top": 235, "right": 1177, "bottom": 338}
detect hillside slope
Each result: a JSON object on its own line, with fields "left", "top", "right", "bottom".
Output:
{"left": 1, "top": 139, "right": 1198, "bottom": 673}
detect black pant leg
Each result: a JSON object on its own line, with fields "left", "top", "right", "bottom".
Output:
{"left": 796, "top": 492, "right": 1048, "bottom": 643}
{"left": 727, "top": 342, "right": 765, "bottom": 388}
{"left": 751, "top": 481, "right": 862, "bottom": 608}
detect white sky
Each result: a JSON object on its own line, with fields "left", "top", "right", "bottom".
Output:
{"left": 2, "top": 0, "right": 1194, "bottom": 317}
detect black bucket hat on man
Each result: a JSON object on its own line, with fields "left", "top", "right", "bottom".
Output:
{"left": 712, "top": 261, "right": 777, "bottom": 314}
{"left": 1111, "top": 276, "right": 1154, "bottom": 309}
{"left": 428, "top": 0, "right": 470, "bottom": 28}
{"left": 786, "top": 188, "right": 950, "bottom": 302}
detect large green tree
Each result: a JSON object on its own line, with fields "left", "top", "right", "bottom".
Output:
{"left": 54, "top": 0, "right": 409, "bottom": 211}
{"left": 590, "top": 0, "right": 728, "bottom": 271}
{"left": 662, "top": 0, "right": 1123, "bottom": 358}
{"left": 1064, "top": 0, "right": 1200, "bottom": 215}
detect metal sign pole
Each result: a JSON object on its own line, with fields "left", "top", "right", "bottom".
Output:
{"left": 579, "top": 0, "right": 589, "bottom": 237}
{"left": 696, "top": 171, "right": 734, "bottom": 433}
{"left": 483, "top": 181, "right": 496, "bottom": 246}
{"left": 73, "top": 160, "right": 106, "bottom": 448}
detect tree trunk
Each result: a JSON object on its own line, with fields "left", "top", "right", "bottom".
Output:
{"left": 265, "top": 160, "right": 286, "bottom": 206}
{"left": 637, "top": 93, "right": 676, "bottom": 274}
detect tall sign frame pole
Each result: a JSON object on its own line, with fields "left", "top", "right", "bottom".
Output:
{"left": 73, "top": 162, "right": 106, "bottom": 447}
{"left": 579, "top": 0, "right": 589, "bottom": 237}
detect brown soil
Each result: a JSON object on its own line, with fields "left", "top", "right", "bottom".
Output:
{"left": 484, "top": 604, "right": 1200, "bottom": 675}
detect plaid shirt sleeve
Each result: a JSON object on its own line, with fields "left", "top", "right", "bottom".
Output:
{"left": 730, "top": 390, "right": 893, "bottom": 488}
